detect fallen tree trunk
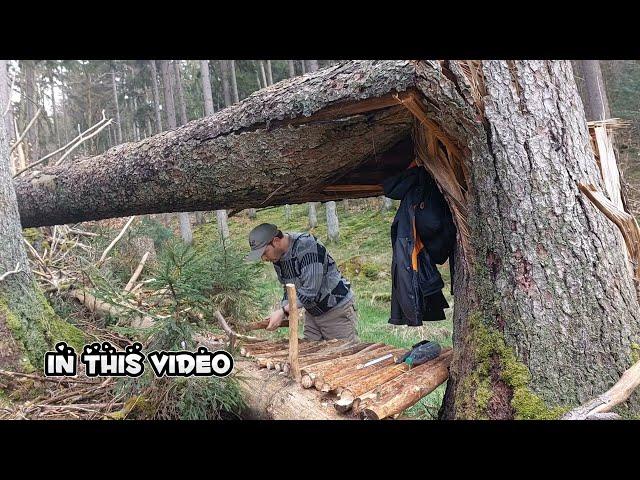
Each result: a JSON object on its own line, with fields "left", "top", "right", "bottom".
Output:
{"left": 235, "top": 360, "right": 350, "bottom": 420}
{"left": 14, "top": 61, "right": 416, "bottom": 228}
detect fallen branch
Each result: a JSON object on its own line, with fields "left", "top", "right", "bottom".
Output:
{"left": 214, "top": 310, "right": 263, "bottom": 343}
{"left": 97, "top": 216, "right": 136, "bottom": 267}
{"left": 0, "top": 263, "right": 22, "bottom": 282}
{"left": 9, "top": 107, "right": 41, "bottom": 154}
{"left": 54, "top": 117, "right": 113, "bottom": 167}
{"left": 124, "top": 251, "right": 150, "bottom": 293}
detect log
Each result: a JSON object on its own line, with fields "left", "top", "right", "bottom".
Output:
{"left": 319, "top": 348, "right": 406, "bottom": 392}
{"left": 241, "top": 318, "right": 289, "bottom": 331}
{"left": 234, "top": 361, "right": 351, "bottom": 420}
{"left": 300, "top": 343, "right": 386, "bottom": 387}
{"left": 286, "top": 283, "right": 301, "bottom": 381}
{"left": 361, "top": 350, "right": 453, "bottom": 420}
{"left": 68, "top": 289, "right": 154, "bottom": 328}
{"left": 339, "top": 362, "right": 411, "bottom": 400}
{"left": 297, "top": 342, "right": 373, "bottom": 367}
{"left": 240, "top": 339, "right": 305, "bottom": 356}
{"left": 14, "top": 61, "right": 416, "bottom": 228}
{"left": 313, "top": 345, "right": 398, "bottom": 390}
{"left": 256, "top": 341, "right": 341, "bottom": 367}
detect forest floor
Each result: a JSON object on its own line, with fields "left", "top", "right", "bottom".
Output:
{"left": 193, "top": 198, "right": 454, "bottom": 419}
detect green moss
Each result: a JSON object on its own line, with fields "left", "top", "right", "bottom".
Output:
{"left": 460, "top": 311, "right": 567, "bottom": 420}
{"left": 631, "top": 343, "right": 640, "bottom": 364}
{"left": 1, "top": 279, "right": 86, "bottom": 372}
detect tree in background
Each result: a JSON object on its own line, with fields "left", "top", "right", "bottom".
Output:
{"left": 200, "top": 60, "right": 230, "bottom": 240}
{"left": 160, "top": 60, "right": 193, "bottom": 245}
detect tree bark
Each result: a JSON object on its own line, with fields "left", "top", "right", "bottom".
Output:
{"left": 326, "top": 200, "right": 339, "bottom": 242}
{"left": 230, "top": 60, "right": 239, "bottom": 103}
{"left": 437, "top": 60, "right": 640, "bottom": 419}
{"left": 580, "top": 60, "right": 611, "bottom": 121}
{"left": 149, "top": 60, "right": 163, "bottom": 132}
{"left": 288, "top": 60, "right": 296, "bottom": 78}
{"left": 0, "top": 105, "right": 83, "bottom": 373}
{"left": 0, "top": 60, "right": 14, "bottom": 142}
{"left": 111, "top": 65, "right": 123, "bottom": 144}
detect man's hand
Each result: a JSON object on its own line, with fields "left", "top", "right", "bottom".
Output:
{"left": 266, "top": 308, "right": 285, "bottom": 331}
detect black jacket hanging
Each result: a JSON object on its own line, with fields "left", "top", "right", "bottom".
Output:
{"left": 383, "top": 166, "right": 456, "bottom": 326}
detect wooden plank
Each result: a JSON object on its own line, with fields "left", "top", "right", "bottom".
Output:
{"left": 286, "top": 283, "right": 301, "bottom": 382}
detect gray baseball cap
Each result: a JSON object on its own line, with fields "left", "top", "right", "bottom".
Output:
{"left": 245, "top": 223, "right": 279, "bottom": 261}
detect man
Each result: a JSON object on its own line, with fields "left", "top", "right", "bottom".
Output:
{"left": 245, "top": 223, "right": 358, "bottom": 342}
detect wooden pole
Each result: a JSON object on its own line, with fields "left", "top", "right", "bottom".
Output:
{"left": 286, "top": 283, "right": 301, "bottom": 381}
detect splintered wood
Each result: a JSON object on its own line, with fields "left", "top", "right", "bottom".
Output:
{"left": 239, "top": 339, "right": 452, "bottom": 420}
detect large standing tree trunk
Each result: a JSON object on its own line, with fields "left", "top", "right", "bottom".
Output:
{"left": 174, "top": 61, "right": 189, "bottom": 126}
{"left": 439, "top": 60, "right": 640, "bottom": 419}
{"left": 326, "top": 201, "right": 339, "bottom": 242}
{"left": 199, "top": 59, "right": 229, "bottom": 240}
{"left": 0, "top": 107, "right": 84, "bottom": 374}
{"left": 580, "top": 60, "right": 611, "bottom": 122}
{"left": 219, "top": 60, "right": 232, "bottom": 109}
{"left": 160, "top": 60, "right": 193, "bottom": 245}
{"left": 149, "top": 60, "right": 163, "bottom": 132}
{"left": 288, "top": 60, "right": 296, "bottom": 78}
{"left": 111, "top": 64, "right": 123, "bottom": 144}
{"left": 230, "top": 60, "right": 239, "bottom": 103}
{"left": 23, "top": 60, "right": 38, "bottom": 160}
{"left": 0, "top": 60, "right": 14, "bottom": 142}
{"left": 266, "top": 60, "right": 274, "bottom": 86}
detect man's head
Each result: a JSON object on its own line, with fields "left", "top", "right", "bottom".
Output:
{"left": 245, "top": 223, "right": 288, "bottom": 263}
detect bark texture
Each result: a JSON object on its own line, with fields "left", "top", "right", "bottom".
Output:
{"left": 0, "top": 60, "right": 13, "bottom": 141}
{"left": 434, "top": 60, "right": 640, "bottom": 418}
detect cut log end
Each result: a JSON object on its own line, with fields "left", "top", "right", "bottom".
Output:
{"left": 301, "top": 375, "right": 315, "bottom": 389}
